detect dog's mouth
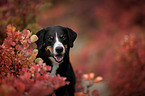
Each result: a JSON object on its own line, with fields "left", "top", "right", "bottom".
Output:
{"left": 53, "top": 54, "right": 64, "bottom": 63}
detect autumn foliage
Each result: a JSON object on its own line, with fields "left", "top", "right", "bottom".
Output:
{"left": 0, "top": 25, "right": 68, "bottom": 96}
{"left": 75, "top": 71, "right": 103, "bottom": 96}
{"left": 110, "top": 34, "right": 145, "bottom": 96}
{"left": 0, "top": 0, "right": 43, "bottom": 44}
{"left": 1, "top": 0, "right": 145, "bottom": 95}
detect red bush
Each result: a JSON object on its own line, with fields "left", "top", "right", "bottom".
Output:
{"left": 0, "top": 25, "right": 68, "bottom": 96}
{"left": 110, "top": 34, "right": 145, "bottom": 96}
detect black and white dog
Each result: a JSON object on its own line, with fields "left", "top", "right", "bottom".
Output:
{"left": 35, "top": 26, "right": 77, "bottom": 96}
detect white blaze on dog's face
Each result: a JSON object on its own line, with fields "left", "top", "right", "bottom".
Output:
{"left": 53, "top": 32, "right": 65, "bottom": 63}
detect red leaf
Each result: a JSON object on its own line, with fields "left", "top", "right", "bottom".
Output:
{"left": 46, "top": 65, "right": 51, "bottom": 71}
{"left": 11, "top": 42, "right": 16, "bottom": 46}
{"left": 16, "top": 45, "right": 22, "bottom": 51}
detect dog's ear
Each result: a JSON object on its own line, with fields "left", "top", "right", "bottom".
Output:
{"left": 35, "top": 29, "right": 46, "bottom": 49}
{"left": 65, "top": 27, "right": 77, "bottom": 48}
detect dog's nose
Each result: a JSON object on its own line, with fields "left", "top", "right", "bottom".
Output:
{"left": 56, "top": 46, "right": 63, "bottom": 53}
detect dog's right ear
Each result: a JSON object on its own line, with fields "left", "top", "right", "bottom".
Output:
{"left": 35, "top": 29, "right": 46, "bottom": 49}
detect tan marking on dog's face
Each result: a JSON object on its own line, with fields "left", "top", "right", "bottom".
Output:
{"left": 64, "top": 45, "right": 67, "bottom": 50}
{"left": 45, "top": 46, "right": 53, "bottom": 54}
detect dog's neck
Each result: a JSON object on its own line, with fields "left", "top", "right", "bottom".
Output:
{"left": 49, "top": 57, "right": 62, "bottom": 76}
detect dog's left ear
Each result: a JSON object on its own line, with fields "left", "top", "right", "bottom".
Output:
{"left": 65, "top": 27, "right": 77, "bottom": 48}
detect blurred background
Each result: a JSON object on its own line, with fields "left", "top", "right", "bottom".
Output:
{"left": 0, "top": 0, "right": 145, "bottom": 96}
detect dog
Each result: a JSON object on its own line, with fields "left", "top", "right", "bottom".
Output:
{"left": 35, "top": 26, "right": 77, "bottom": 96}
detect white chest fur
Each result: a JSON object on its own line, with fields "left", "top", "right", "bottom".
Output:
{"left": 49, "top": 57, "right": 60, "bottom": 76}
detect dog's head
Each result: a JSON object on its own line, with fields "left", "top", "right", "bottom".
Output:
{"left": 35, "top": 26, "right": 77, "bottom": 63}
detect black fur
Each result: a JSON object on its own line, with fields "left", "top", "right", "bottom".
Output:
{"left": 35, "top": 26, "right": 77, "bottom": 96}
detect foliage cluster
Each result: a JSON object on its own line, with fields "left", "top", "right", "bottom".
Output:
{"left": 0, "top": 0, "right": 44, "bottom": 44}
{"left": 75, "top": 70, "right": 103, "bottom": 96}
{"left": 110, "top": 34, "right": 145, "bottom": 96}
{"left": 0, "top": 25, "right": 68, "bottom": 96}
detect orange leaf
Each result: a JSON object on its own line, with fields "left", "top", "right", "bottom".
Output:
{"left": 94, "top": 76, "right": 103, "bottom": 83}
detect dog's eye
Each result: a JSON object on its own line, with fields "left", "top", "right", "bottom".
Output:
{"left": 48, "top": 36, "right": 54, "bottom": 41}
{"left": 60, "top": 35, "right": 66, "bottom": 40}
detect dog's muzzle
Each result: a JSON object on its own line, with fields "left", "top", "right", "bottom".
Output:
{"left": 53, "top": 46, "right": 64, "bottom": 62}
